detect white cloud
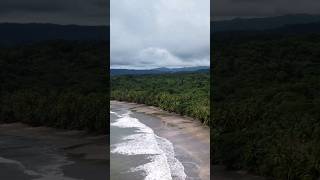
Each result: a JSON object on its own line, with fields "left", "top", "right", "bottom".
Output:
{"left": 111, "top": 0, "right": 210, "bottom": 69}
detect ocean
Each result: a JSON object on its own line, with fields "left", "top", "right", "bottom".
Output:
{"left": 110, "top": 104, "right": 187, "bottom": 180}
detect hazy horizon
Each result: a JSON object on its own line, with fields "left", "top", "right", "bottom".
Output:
{"left": 1, "top": 12, "right": 320, "bottom": 25}
{"left": 110, "top": 65, "right": 209, "bottom": 70}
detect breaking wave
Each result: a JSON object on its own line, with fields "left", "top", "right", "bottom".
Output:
{"left": 111, "top": 111, "right": 186, "bottom": 180}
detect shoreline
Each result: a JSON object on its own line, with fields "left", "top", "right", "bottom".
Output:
{"left": 0, "top": 123, "right": 109, "bottom": 180}
{"left": 110, "top": 100, "right": 210, "bottom": 142}
{"left": 111, "top": 100, "right": 267, "bottom": 180}
{"left": 111, "top": 100, "right": 210, "bottom": 180}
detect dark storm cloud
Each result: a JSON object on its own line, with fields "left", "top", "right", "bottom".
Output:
{"left": 212, "top": 0, "right": 320, "bottom": 20}
{"left": 0, "top": 1, "right": 65, "bottom": 13}
{"left": 0, "top": 0, "right": 109, "bottom": 25}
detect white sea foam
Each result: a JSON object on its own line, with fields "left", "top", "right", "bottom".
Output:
{"left": 0, "top": 156, "right": 78, "bottom": 180}
{"left": 111, "top": 111, "right": 186, "bottom": 180}
{"left": 156, "top": 136, "right": 186, "bottom": 180}
{"left": 110, "top": 111, "right": 123, "bottom": 118}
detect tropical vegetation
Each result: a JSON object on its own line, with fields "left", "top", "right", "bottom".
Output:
{"left": 0, "top": 40, "right": 109, "bottom": 133}
{"left": 212, "top": 32, "right": 320, "bottom": 179}
{"left": 111, "top": 73, "right": 210, "bottom": 125}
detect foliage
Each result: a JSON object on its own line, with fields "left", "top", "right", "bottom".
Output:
{"left": 111, "top": 73, "right": 210, "bottom": 125}
{"left": 0, "top": 40, "right": 109, "bottom": 134}
{"left": 212, "top": 33, "right": 320, "bottom": 179}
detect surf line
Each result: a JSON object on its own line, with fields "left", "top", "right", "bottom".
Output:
{"left": 111, "top": 111, "right": 186, "bottom": 180}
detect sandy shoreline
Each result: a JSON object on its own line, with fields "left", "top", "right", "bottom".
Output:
{"left": 111, "top": 100, "right": 267, "bottom": 180}
{"left": 111, "top": 100, "right": 210, "bottom": 180}
{"left": 0, "top": 123, "right": 109, "bottom": 180}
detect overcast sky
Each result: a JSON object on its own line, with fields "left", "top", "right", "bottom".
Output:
{"left": 213, "top": 0, "right": 320, "bottom": 20}
{"left": 111, "top": 0, "right": 210, "bottom": 69}
{"left": 0, "top": 0, "right": 108, "bottom": 25}
{"left": 1, "top": 1, "right": 319, "bottom": 25}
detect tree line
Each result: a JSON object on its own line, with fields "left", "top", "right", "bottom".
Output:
{"left": 0, "top": 40, "right": 109, "bottom": 134}
{"left": 111, "top": 73, "right": 210, "bottom": 125}
{"left": 212, "top": 33, "right": 320, "bottom": 179}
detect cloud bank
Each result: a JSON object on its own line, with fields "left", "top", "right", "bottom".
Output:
{"left": 111, "top": 0, "right": 210, "bottom": 69}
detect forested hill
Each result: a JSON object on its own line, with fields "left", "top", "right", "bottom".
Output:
{"left": 111, "top": 66, "right": 209, "bottom": 76}
{"left": 212, "top": 25, "right": 320, "bottom": 179}
{"left": 0, "top": 23, "right": 109, "bottom": 46}
{"left": 1, "top": 40, "right": 109, "bottom": 133}
{"left": 213, "top": 22, "right": 320, "bottom": 44}
{"left": 212, "top": 14, "right": 320, "bottom": 32}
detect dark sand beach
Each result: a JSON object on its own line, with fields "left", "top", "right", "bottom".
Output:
{"left": 0, "top": 123, "right": 108, "bottom": 180}
{"left": 111, "top": 101, "right": 267, "bottom": 180}
{"left": 111, "top": 101, "right": 210, "bottom": 180}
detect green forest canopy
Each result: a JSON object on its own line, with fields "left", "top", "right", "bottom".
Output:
{"left": 111, "top": 73, "right": 210, "bottom": 125}
{"left": 212, "top": 33, "right": 320, "bottom": 179}
{"left": 0, "top": 40, "right": 109, "bottom": 133}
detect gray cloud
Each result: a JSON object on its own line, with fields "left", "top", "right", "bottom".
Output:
{"left": 111, "top": 0, "right": 210, "bottom": 69}
{"left": 212, "top": 0, "right": 320, "bottom": 20}
{"left": 0, "top": 0, "right": 108, "bottom": 25}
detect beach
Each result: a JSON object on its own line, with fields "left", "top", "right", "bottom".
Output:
{"left": 0, "top": 123, "right": 109, "bottom": 180}
{"left": 110, "top": 101, "right": 210, "bottom": 180}
{"left": 111, "top": 101, "right": 267, "bottom": 180}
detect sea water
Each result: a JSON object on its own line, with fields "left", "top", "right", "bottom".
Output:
{"left": 110, "top": 106, "right": 186, "bottom": 180}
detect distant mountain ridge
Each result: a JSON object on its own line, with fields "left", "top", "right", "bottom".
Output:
{"left": 213, "top": 21, "right": 320, "bottom": 43}
{"left": 212, "top": 14, "right": 320, "bottom": 32}
{"left": 111, "top": 66, "right": 209, "bottom": 76}
{"left": 0, "top": 23, "right": 109, "bottom": 46}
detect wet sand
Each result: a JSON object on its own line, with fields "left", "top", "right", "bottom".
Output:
{"left": 0, "top": 123, "right": 109, "bottom": 180}
{"left": 111, "top": 101, "right": 267, "bottom": 180}
{"left": 111, "top": 101, "right": 210, "bottom": 180}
